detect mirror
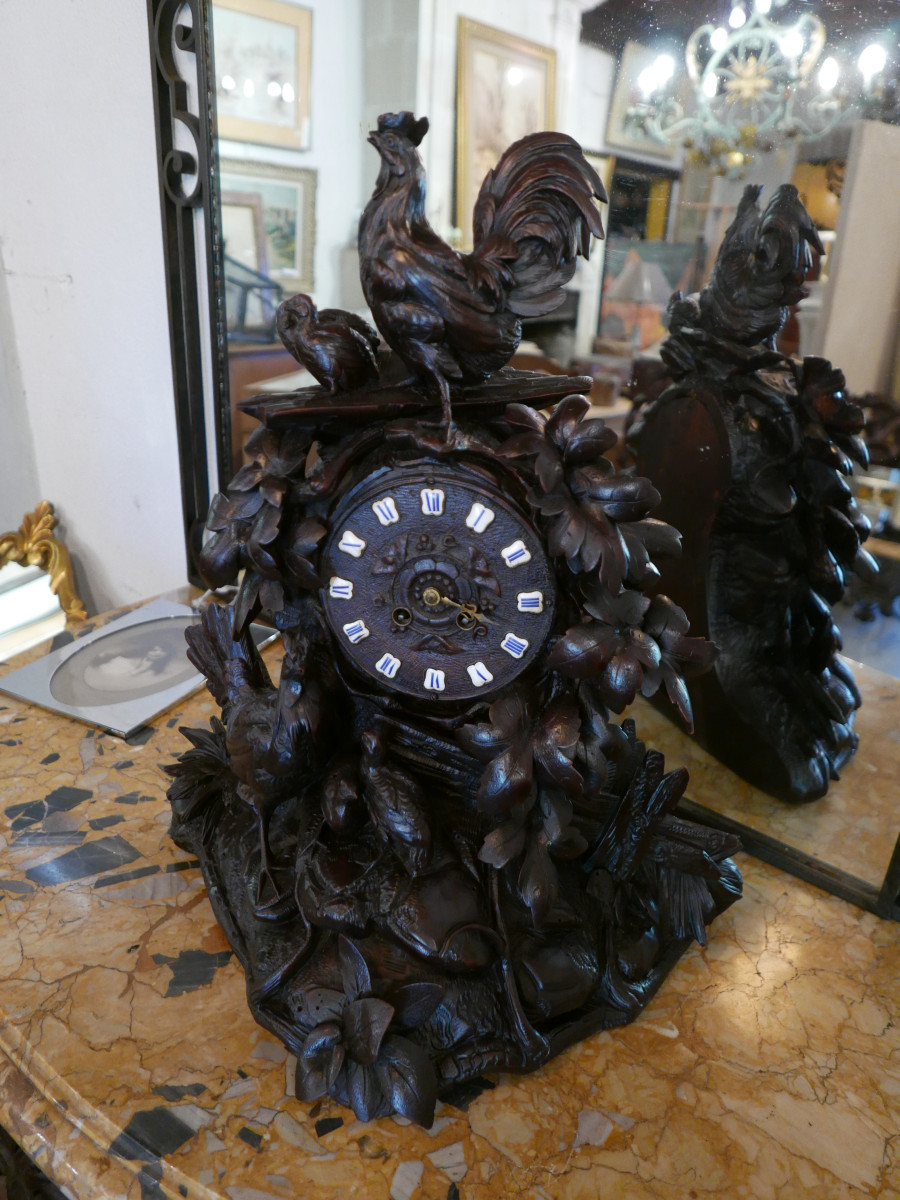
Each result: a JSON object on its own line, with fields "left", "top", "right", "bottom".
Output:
{"left": 147, "top": 0, "right": 900, "bottom": 915}
{"left": 0, "top": 503, "right": 86, "bottom": 662}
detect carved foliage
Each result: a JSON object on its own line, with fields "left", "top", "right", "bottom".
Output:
{"left": 295, "top": 937, "right": 442, "bottom": 1125}
{"left": 171, "top": 386, "right": 740, "bottom": 1126}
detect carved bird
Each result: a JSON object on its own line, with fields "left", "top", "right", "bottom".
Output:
{"left": 276, "top": 293, "right": 381, "bottom": 393}
{"left": 359, "top": 727, "right": 432, "bottom": 874}
{"left": 697, "top": 183, "right": 824, "bottom": 346}
{"left": 358, "top": 111, "right": 606, "bottom": 432}
{"left": 185, "top": 604, "right": 325, "bottom": 909}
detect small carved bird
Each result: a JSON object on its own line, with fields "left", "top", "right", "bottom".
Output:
{"left": 276, "top": 293, "right": 381, "bottom": 393}
{"left": 359, "top": 111, "right": 606, "bottom": 432}
{"left": 185, "top": 604, "right": 325, "bottom": 910}
{"left": 359, "top": 727, "right": 432, "bottom": 874}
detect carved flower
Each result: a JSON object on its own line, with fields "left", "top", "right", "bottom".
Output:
{"left": 295, "top": 936, "right": 442, "bottom": 1125}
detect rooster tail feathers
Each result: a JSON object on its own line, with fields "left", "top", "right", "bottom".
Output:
{"left": 699, "top": 183, "right": 824, "bottom": 344}
{"left": 186, "top": 603, "right": 272, "bottom": 709}
{"left": 469, "top": 132, "right": 606, "bottom": 317}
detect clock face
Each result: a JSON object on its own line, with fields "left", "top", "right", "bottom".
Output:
{"left": 320, "top": 464, "right": 556, "bottom": 701}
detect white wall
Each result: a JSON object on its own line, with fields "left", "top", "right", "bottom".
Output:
{"left": 0, "top": 264, "right": 39, "bottom": 534}
{"left": 814, "top": 120, "right": 900, "bottom": 395}
{"left": 219, "top": 0, "right": 367, "bottom": 310}
{"left": 0, "top": 0, "right": 187, "bottom": 614}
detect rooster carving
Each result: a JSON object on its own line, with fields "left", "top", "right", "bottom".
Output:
{"left": 632, "top": 184, "right": 873, "bottom": 802}
{"left": 359, "top": 111, "right": 606, "bottom": 432}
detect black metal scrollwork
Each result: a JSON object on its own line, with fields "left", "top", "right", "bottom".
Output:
{"left": 147, "top": 0, "right": 230, "bottom": 578}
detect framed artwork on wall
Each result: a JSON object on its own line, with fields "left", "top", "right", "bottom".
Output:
{"left": 212, "top": 0, "right": 312, "bottom": 150}
{"left": 221, "top": 191, "right": 268, "bottom": 274}
{"left": 455, "top": 18, "right": 556, "bottom": 243}
{"left": 218, "top": 158, "right": 316, "bottom": 294}
{"left": 606, "top": 41, "right": 679, "bottom": 160}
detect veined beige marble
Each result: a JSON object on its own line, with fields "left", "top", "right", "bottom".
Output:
{"left": 625, "top": 659, "right": 900, "bottom": 889}
{"left": 1, "top": 623, "right": 899, "bottom": 1199}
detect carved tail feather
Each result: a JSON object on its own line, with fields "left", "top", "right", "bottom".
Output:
{"left": 699, "top": 183, "right": 824, "bottom": 345}
{"left": 185, "top": 602, "right": 273, "bottom": 714}
{"left": 469, "top": 132, "right": 606, "bottom": 318}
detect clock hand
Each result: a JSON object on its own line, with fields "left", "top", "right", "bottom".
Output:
{"left": 438, "top": 595, "right": 498, "bottom": 628}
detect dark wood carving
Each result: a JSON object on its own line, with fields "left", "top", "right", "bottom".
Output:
{"left": 166, "top": 114, "right": 741, "bottom": 1127}
{"left": 358, "top": 112, "right": 606, "bottom": 433}
{"left": 631, "top": 184, "right": 876, "bottom": 804}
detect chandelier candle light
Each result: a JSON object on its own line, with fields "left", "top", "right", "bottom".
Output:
{"left": 627, "top": 0, "right": 895, "bottom": 173}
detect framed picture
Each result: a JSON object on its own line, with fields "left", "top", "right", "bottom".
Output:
{"left": 222, "top": 191, "right": 269, "bottom": 273}
{"left": 606, "top": 41, "right": 679, "bottom": 161}
{"left": 456, "top": 18, "right": 556, "bottom": 242}
{"left": 0, "top": 600, "right": 274, "bottom": 738}
{"left": 212, "top": 0, "right": 312, "bottom": 150}
{"left": 219, "top": 158, "right": 316, "bottom": 294}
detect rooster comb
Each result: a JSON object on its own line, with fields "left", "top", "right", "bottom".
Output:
{"left": 376, "top": 111, "right": 429, "bottom": 146}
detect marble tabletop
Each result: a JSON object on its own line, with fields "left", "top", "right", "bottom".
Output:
{"left": 1, "top": 621, "right": 899, "bottom": 1200}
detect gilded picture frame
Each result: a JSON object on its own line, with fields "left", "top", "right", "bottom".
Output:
{"left": 212, "top": 0, "right": 312, "bottom": 150}
{"left": 456, "top": 18, "right": 556, "bottom": 244}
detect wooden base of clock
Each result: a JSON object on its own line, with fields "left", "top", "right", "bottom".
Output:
{"left": 167, "top": 368, "right": 741, "bottom": 1127}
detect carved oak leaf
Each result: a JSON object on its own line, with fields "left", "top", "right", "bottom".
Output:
{"left": 374, "top": 1036, "right": 438, "bottom": 1126}
{"left": 639, "top": 596, "right": 718, "bottom": 730}
{"left": 201, "top": 425, "right": 322, "bottom": 630}
{"left": 547, "top": 587, "right": 660, "bottom": 710}
{"left": 457, "top": 691, "right": 583, "bottom": 820}
{"left": 501, "top": 396, "right": 667, "bottom": 589}
{"left": 280, "top": 516, "right": 327, "bottom": 591}
{"left": 517, "top": 831, "right": 557, "bottom": 928}
{"left": 201, "top": 489, "right": 267, "bottom": 586}
{"left": 239, "top": 425, "right": 314, "bottom": 501}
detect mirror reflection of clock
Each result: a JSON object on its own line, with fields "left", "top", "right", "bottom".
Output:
{"left": 321, "top": 466, "right": 556, "bottom": 701}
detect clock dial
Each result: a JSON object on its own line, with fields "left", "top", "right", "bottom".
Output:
{"left": 321, "top": 464, "right": 556, "bottom": 701}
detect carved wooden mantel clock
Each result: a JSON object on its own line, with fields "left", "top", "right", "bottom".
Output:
{"left": 166, "top": 113, "right": 741, "bottom": 1126}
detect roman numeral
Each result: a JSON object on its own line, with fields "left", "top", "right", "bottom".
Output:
{"left": 338, "top": 530, "right": 367, "bottom": 557}
{"left": 465, "top": 502, "right": 495, "bottom": 533}
{"left": 517, "top": 591, "right": 544, "bottom": 612}
{"left": 501, "top": 540, "right": 531, "bottom": 568}
{"left": 372, "top": 497, "right": 400, "bottom": 526}
{"left": 375, "top": 653, "right": 401, "bottom": 678}
{"left": 467, "top": 662, "right": 494, "bottom": 687}
{"left": 329, "top": 577, "right": 354, "bottom": 599}
{"left": 424, "top": 668, "right": 446, "bottom": 692}
{"left": 501, "top": 633, "right": 529, "bottom": 659}
{"left": 420, "top": 488, "right": 445, "bottom": 515}
{"left": 342, "top": 620, "right": 370, "bottom": 644}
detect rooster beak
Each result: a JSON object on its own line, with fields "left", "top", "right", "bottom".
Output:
{"left": 367, "top": 131, "right": 381, "bottom": 150}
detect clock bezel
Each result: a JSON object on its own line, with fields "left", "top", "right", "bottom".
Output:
{"left": 319, "top": 459, "right": 557, "bottom": 704}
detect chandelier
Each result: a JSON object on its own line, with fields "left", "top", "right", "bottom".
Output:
{"left": 626, "top": 0, "right": 897, "bottom": 174}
